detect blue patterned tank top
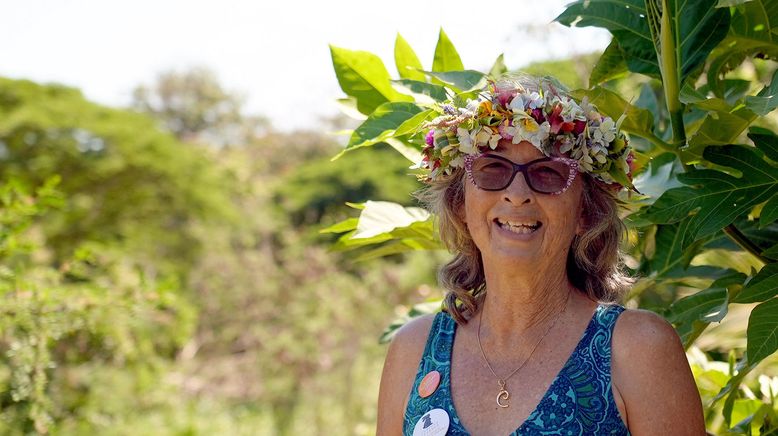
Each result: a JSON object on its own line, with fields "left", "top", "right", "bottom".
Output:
{"left": 403, "top": 304, "right": 630, "bottom": 435}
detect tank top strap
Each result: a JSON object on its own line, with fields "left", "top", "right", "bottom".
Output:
{"left": 587, "top": 303, "right": 627, "bottom": 362}
{"left": 402, "top": 310, "right": 467, "bottom": 435}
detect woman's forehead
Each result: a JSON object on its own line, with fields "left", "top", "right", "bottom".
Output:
{"left": 492, "top": 140, "right": 546, "bottom": 159}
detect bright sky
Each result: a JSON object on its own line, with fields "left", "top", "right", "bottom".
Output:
{"left": 1, "top": 1, "right": 610, "bottom": 131}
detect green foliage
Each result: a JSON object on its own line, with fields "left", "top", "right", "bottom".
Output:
{"left": 644, "top": 141, "right": 778, "bottom": 247}
{"left": 329, "top": 8, "right": 778, "bottom": 433}
{"left": 0, "top": 78, "right": 236, "bottom": 280}
{"left": 132, "top": 66, "right": 266, "bottom": 145}
{"left": 432, "top": 28, "right": 464, "bottom": 73}
{"left": 394, "top": 33, "right": 425, "bottom": 81}
{"left": 330, "top": 45, "right": 413, "bottom": 116}
{"left": 276, "top": 146, "right": 421, "bottom": 228}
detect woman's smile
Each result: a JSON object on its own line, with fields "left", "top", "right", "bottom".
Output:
{"left": 493, "top": 217, "right": 543, "bottom": 238}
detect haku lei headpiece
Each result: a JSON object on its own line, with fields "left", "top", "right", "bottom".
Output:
{"left": 419, "top": 78, "right": 635, "bottom": 190}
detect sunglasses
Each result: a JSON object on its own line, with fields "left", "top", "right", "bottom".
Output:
{"left": 464, "top": 154, "right": 578, "bottom": 195}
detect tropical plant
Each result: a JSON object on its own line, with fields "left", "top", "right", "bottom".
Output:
{"left": 329, "top": 2, "right": 778, "bottom": 432}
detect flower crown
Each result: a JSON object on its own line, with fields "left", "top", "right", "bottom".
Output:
{"left": 419, "top": 78, "right": 635, "bottom": 190}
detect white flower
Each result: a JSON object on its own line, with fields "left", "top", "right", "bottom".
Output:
{"left": 592, "top": 118, "right": 616, "bottom": 145}
{"left": 509, "top": 91, "right": 545, "bottom": 112}
{"left": 558, "top": 136, "right": 576, "bottom": 154}
{"left": 457, "top": 127, "right": 478, "bottom": 154}
{"left": 509, "top": 117, "right": 550, "bottom": 149}
{"left": 560, "top": 99, "right": 585, "bottom": 122}
{"left": 572, "top": 143, "right": 595, "bottom": 172}
{"left": 525, "top": 92, "right": 544, "bottom": 109}
{"left": 449, "top": 155, "right": 465, "bottom": 169}
{"left": 475, "top": 129, "right": 501, "bottom": 150}
{"left": 508, "top": 95, "right": 527, "bottom": 112}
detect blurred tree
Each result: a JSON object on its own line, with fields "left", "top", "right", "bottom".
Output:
{"left": 132, "top": 66, "right": 269, "bottom": 146}
{"left": 0, "top": 77, "right": 237, "bottom": 279}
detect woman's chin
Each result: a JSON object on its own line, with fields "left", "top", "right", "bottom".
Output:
{"left": 484, "top": 221, "right": 547, "bottom": 262}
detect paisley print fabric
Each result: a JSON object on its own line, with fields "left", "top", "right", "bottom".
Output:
{"left": 402, "top": 304, "right": 629, "bottom": 435}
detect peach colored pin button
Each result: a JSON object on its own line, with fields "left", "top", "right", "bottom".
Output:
{"left": 418, "top": 370, "right": 441, "bottom": 398}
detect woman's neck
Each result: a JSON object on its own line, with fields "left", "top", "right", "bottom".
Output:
{"left": 477, "top": 259, "right": 576, "bottom": 348}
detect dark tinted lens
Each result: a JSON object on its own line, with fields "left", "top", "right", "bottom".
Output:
{"left": 471, "top": 156, "right": 514, "bottom": 190}
{"left": 527, "top": 160, "right": 570, "bottom": 193}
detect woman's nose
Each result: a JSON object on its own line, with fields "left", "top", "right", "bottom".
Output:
{"left": 502, "top": 171, "right": 534, "bottom": 204}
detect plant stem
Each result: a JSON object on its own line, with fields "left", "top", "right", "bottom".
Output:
{"left": 723, "top": 224, "right": 769, "bottom": 265}
{"left": 659, "top": 0, "right": 685, "bottom": 148}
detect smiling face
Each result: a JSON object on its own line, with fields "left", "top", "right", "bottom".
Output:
{"left": 462, "top": 140, "right": 585, "bottom": 268}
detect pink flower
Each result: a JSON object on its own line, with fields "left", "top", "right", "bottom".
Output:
{"left": 498, "top": 120, "right": 513, "bottom": 140}
{"left": 495, "top": 89, "right": 517, "bottom": 107}
{"left": 425, "top": 129, "right": 435, "bottom": 146}
{"left": 531, "top": 108, "right": 545, "bottom": 124}
{"left": 627, "top": 150, "right": 635, "bottom": 178}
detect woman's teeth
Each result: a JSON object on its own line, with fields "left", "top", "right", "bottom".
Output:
{"left": 496, "top": 219, "right": 541, "bottom": 234}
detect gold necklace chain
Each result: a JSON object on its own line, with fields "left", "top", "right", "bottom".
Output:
{"left": 476, "top": 292, "right": 571, "bottom": 409}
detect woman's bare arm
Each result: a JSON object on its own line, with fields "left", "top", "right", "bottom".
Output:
{"left": 376, "top": 313, "right": 436, "bottom": 436}
{"left": 612, "top": 309, "right": 706, "bottom": 435}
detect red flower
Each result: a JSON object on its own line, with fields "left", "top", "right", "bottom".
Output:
{"left": 548, "top": 105, "right": 565, "bottom": 134}
{"left": 573, "top": 120, "right": 586, "bottom": 134}
{"left": 531, "top": 108, "right": 545, "bottom": 123}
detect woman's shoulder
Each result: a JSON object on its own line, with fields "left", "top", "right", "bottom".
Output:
{"left": 391, "top": 312, "right": 439, "bottom": 358}
{"left": 610, "top": 308, "right": 706, "bottom": 434}
{"left": 611, "top": 307, "right": 680, "bottom": 350}
{"left": 376, "top": 312, "right": 439, "bottom": 435}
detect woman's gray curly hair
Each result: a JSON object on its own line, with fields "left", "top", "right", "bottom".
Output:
{"left": 416, "top": 75, "right": 635, "bottom": 325}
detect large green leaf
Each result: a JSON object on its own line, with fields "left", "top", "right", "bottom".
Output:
{"left": 424, "top": 70, "right": 487, "bottom": 93}
{"left": 556, "top": 0, "right": 658, "bottom": 77}
{"left": 647, "top": 218, "right": 715, "bottom": 277}
{"left": 666, "top": 271, "right": 745, "bottom": 323}
{"left": 352, "top": 200, "right": 431, "bottom": 239}
{"left": 384, "top": 138, "right": 423, "bottom": 164}
{"left": 732, "top": 262, "right": 778, "bottom": 303}
{"left": 557, "top": 0, "right": 729, "bottom": 83}
{"left": 394, "top": 33, "right": 425, "bottom": 81}
{"left": 754, "top": 130, "right": 778, "bottom": 228}
{"left": 330, "top": 45, "right": 413, "bottom": 116}
{"left": 707, "top": 0, "right": 778, "bottom": 96}
{"left": 354, "top": 237, "right": 441, "bottom": 262}
{"left": 334, "top": 102, "right": 423, "bottom": 159}
{"left": 489, "top": 54, "right": 508, "bottom": 78}
{"left": 745, "top": 68, "right": 778, "bottom": 115}
{"left": 589, "top": 39, "right": 629, "bottom": 86}
{"left": 432, "top": 28, "right": 464, "bottom": 72}
{"left": 643, "top": 144, "right": 778, "bottom": 247}
{"left": 686, "top": 107, "right": 757, "bottom": 156}
{"left": 669, "top": 0, "right": 731, "bottom": 81}
{"left": 716, "top": 0, "right": 755, "bottom": 5}
{"left": 632, "top": 152, "right": 684, "bottom": 202}
{"left": 326, "top": 201, "right": 442, "bottom": 257}
{"left": 391, "top": 79, "right": 448, "bottom": 103}
{"left": 746, "top": 297, "right": 778, "bottom": 363}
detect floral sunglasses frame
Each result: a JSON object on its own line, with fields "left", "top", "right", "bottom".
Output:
{"left": 463, "top": 153, "right": 579, "bottom": 195}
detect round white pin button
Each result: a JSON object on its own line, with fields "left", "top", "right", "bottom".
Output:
{"left": 412, "top": 408, "right": 450, "bottom": 436}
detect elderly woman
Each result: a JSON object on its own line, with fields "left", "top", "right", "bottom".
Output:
{"left": 376, "top": 76, "right": 705, "bottom": 435}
